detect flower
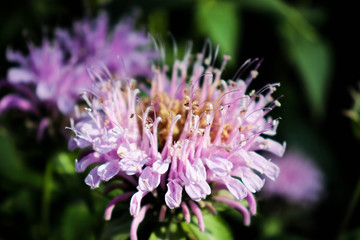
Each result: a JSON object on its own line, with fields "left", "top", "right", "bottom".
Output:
{"left": 70, "top": 45, "right": 285, "bottom": 239}
{"left": 262, "top": 149, "right": 323, "bottom": 205}
{"left": 0, "top": 12, "right": 154, "bottom": 139}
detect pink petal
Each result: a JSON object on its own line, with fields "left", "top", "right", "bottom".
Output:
{"left": 130, "top": 204, "right": 150, "bottom": 240}
{"left": 225, "top": 177, "right": 247, "bottom": 200}
{"left": 84, "top": 166, "right": 101, "bottom": 189}
{"left": 165, "top": 180, "right": 183, "bottom": 209}
{"left": 181, "top": 202, "right": 191, "bottom": 223}
{"left": 189, "top": 201, "right": 205, "bottom": 232}
{"left": 245, "top": 191, "right": 257, "bottom": 215}
{"left": 158, "top": 205, "right": 167, "bottom": 222}
{"left": 0, "top": 94, "right": 34, "bottom": 113}
{"left": 138, "top": 167, "right": 160, "bottom": 192}
{"left": 104, "top": 191, "right": 134, "bottom": 220}
{"left": 97, "top": 160, "right": 121, "bottom": 181}
{"left": 37, "top": 118, "right": 49, "bottom": 140}
{"left": 7, "top": 68, "right": 34, "bottom": 83}
{"left": 75, "top": 152, "right": 103, "bottom": 172}
{"left": 214, "top": 196, "right": 251, "bottom": 226}
{"left": 129, "top": 190, "right": 148, "bottom": 216}
{"left": 205, "top": 155, "right": 233, "bottom": 177}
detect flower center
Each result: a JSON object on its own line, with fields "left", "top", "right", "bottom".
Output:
{"left": 140, "top": 88, "right": 228, "bottom": 151}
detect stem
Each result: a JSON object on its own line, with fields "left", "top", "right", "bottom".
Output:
{"left": 41, "top": 160, "right": 53, "bottom": 238}
{"left": 338, "top": 176, "right": 360, "bottom": 239}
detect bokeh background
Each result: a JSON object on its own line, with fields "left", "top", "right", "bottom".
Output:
{"left": 0, "top": 0, "right": 359, "bottom": 239}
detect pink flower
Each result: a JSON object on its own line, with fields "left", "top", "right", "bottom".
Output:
{"left": 70, "top": 45, "right": 285, "bottom": 239}
{"left": 263, "top": 149, "right": 323, "bottom": 205}
{"left": 0, "top": 12, "right": 154, "bottom": 139}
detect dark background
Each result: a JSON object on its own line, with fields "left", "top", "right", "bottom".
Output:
{"left": 0, "top": 0, "right": 359, "bottom": 239}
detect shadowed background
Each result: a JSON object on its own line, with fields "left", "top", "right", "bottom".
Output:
{"left": 0, "top": 0, "right": 359, "bottom": 239}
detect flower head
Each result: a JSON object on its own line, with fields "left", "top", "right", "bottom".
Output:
{"left": 70, "top": 44, "right": 285, "bottom": 238}
{"left": 262, "top": 149, "right": 323, "bottom": 205}
{"left": 0, "top": 13, "right": 154, "bottom": 139}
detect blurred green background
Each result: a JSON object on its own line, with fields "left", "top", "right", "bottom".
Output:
{"left": 0, "top": 0, "right": 359, "bottom": 239}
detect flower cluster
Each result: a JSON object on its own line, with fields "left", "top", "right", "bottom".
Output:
{"left": 0, "top": 13, "right": 154, "bottom": 138}
{"left": 70, "top": 46, "right": 285, "bottom": 239}
{"left": 263, "top": 149, "right": 323, "bottom": 205}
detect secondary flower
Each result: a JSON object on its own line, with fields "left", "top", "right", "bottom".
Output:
{"left": 262, "top": 149, "right": 323, "bottom": 205}
{"left": 0, "top": 12, "right": 154, "bottom": 139}
{"left": 70, "top": 45, "right": 285, "bottom": 239}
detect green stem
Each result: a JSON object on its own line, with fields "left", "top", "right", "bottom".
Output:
{"left": 338, "top": 176, "right": 360, "bottom": 239}
{"left": 40, "top": 160, "right": 53, "bottom": 238}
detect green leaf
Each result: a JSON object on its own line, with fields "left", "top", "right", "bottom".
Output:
{"left": 195, "top": 0, "right": 240, "bottom": 60}
{"left": 281, "top": 22, "right": 332, "bottom": 116}
{"left": 0, "top": 129, "right": 22, "bottom": 176}
{"left": 0, "top": 128, "right": 42, "bottom": 188}
{"left": 181, "top": 212, "right": 233, "bottom": 240}
{"left": 60, "top": 201, "right": 95, "bottom": 240}
{"left": 40, "top": 160, "right": 54, "bottom": 236}
{"left": 52, "top": 151, "right": 76, "bottom": 175}
{"left": 240, "top": 0, "right": 332, "bottom": 117}
{"left": 148, "top": 8, "right": 169, "bottom": 37}
{"left": 149, "top": 221, "right": 187, "bottom": 240}
{"left": 100, "top": 214, "right": 132, "bottom": 240}
{"left": 262, "top": 217, "right": 283, "bottom": 237}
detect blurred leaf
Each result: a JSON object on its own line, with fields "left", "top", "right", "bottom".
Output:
{"left": 262, "top": 217, "right": 283, "bottom": 238}
{"left": 149, "top": 221, "right": 187, "bottom": 240}
{"left": 0, "top": 128, "right": 42, "bottom": 188}
{"left": 52, "top": 151, "right": 76, "bottom": 175}
{"left": 195, "top": 0, "right": 240, "bottom": 60}
{"left": 100, "top": 213, "right": 132, "bottom": 240}
{"left": 148, "top": 8, "right": 169, "bottom": 37}
{"left": 181, "top": 212, "right": 233, "bottom": 240}
{"left": 0, "top": 129, "right": 23, "bottom": 176}
{"left": 0, "top": 189, "right": 36, "bottom": 219}
{"left": 40, "top": 159, "right": 54, "bottom": 236}
{"left": 240, "top": 0, "right": 332, "bottom": 116}
{"left": 281, "top": 22, "right": 332, "bottom": 117}
{"left": 60, "top": 201, "right": 95, "bottom": 240}
{"left": 240, "top": 0, "right": 319, "bottom": 38}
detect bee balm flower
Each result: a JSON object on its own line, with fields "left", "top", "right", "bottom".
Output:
{"left": 0, "top": 13, "right": 154, "bottom": 139}
{"left": 263, "top": 150, "right": 323, "bottom": 205}
{"left": 70, "top": 46, "right": 285, "bottom": 239}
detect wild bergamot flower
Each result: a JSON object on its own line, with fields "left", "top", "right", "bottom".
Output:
{"left": 0, "top": 12, "right": 154, "bottom": 138}
{"left": 263, "top": 149, "right": 323, "bottom": 206}
{"left": 69, "top": 44, "right": 285, "bottom": 239}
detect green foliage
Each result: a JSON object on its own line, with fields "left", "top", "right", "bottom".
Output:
{"left": 281, "top": 23, "right": 331, "bottom": 117}
{"left": 149, "top": 221, "right": 187, "bottom": 240}
{"left": 195, "top": 0, "right": 240, "bottom": 61}
{"left": 240, "top": 0, "right": 332, "bottom": 117}
{"left": 0, "top": 0, "right": 353, "bottom": 240}
{"left": 52, "top": 152, "right": 76, "bottom": 175}
{"left": 148, "top": 8, "right": 169, "bottom": 37}
{"left": 60, "top": 201, "right": 96, "bottom": 240}
{"left": 100, "top": 214, "right": 132, "bottom": 240}
{"left": 147, "top": 211, "right": 233, "bottom": 240}
{"left": 0, "top": 128, "right": 42, "bottom": 188}
{"left": 181, "top": 212, "right": 233, "bottom": 240}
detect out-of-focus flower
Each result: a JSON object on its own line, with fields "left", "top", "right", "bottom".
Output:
{"left": 262, "top": 150, "right": 323, "bottom": 205}
{"left": 0, "top": 13, "right": 154, "bottom": 139}
{"left": 345, "top": 83, "right": 360, "bottom": 140}
{"left": 70, "top": 45, "right": 285, "bottom": 239}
